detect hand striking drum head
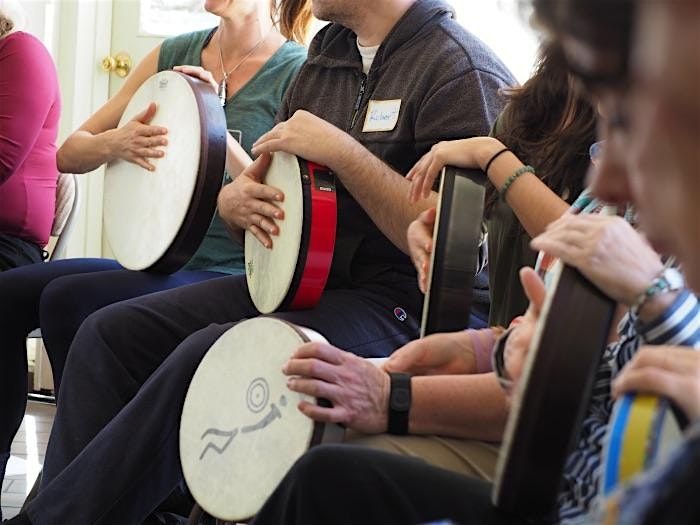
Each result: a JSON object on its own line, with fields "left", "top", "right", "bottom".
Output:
{"left": 245, "top": 151, "right": 336, "bottom": 314}
{"left": 180, "top": 317, "right": 343, "bottom": 521}
{"left": 103, "top": 71, "right": 226, "bottom": 273}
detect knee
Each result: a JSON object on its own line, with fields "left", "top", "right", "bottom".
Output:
{"left": 290, "top": 445, "right": 354, "bottom": 486}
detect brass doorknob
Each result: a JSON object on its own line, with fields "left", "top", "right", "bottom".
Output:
{"left": 101, "top": 52, "right": 132, "bottom": 78}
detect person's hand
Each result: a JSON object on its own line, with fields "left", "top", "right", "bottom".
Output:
{"left": 109, "top": 102, "right": 168, "bottom": 171}
{"left": 531, "top": 214, "right": 664, "bottom": 307}
{"left": 407, "top": 207, "right": 436, "bottom": 294}
{"left": 172, "top": 65, "right": 218, "bottom": 92}
{"left": 406, "top": 137, "right": 503, "bottom": 202}
{"left": 504, "top": 267, "right": 547, "bottom": 385}
{"left": 251, "top": 110, "right": 353, "bottom": 170}
{"left": 283, "top": 342, "right": 390, "bottom": 434}
{"left": 383, "top": 330, "right": 478, "bottom": 375}
{"left": 612, "top": 346, "right": 700, "bottom": 422}
{"left": 217, "top": 153, "right": 284, "bottom": 248}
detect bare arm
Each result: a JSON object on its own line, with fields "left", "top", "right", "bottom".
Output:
{"left": 410, "top": 373, "right": 508, "bottom": 441}
{"left": 251, "top": 110, "right": 436, "bottom": 254}
{"left": 408, "top": 136, "right": 570, "bottom": 238}
{"left": 57, "top": 46, "right": 165, "bottom": 173}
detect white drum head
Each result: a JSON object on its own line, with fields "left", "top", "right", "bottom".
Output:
{"left": 180, "top": 317, "right": 327, "bottom": 521}
{"left": 245, "top": 151, "right": 304, "bottom": 313}
{"left": 104, "top": 71, "right": 202, "bottom": 270}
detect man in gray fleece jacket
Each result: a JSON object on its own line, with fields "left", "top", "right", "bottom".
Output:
{"left": 10, "top": 1, "right": 515, "bottom": 524}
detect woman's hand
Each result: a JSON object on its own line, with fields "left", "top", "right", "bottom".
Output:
{"left": 530, "top": 214, "right": 664, "bottom": 307}
{"left": 172, "top": 65, "right": 219, "bottom": 93}
{"left": 613, "top": 346, "right": 700, "bottom": 422}
{"left": 407, "top": 207, "right": 436, "bottom": 294}
{"left": 217, "top": 153, "right": 284, "bottom": 248}
{"left": 107, "top": 102, "right": 168, "bottom": 171}
{"left": 406, "top": 137, "right": 504, "bottom": 202}
{"left": 283, "top": 342, "right": 390, "bottom": 434}
{"left": 383, "top": 330, "right": 479, "bottom": 376}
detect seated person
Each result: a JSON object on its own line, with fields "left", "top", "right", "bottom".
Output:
{"left": 0, "top": 1, "right": 60, "bottom": 270}
{"left": 0, "top": 0, "right": 312, "bottom": 495}
{"left": 3, "top": 1, "right": 514, "bottom": 523}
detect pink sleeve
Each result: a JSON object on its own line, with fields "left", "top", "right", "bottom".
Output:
{"left": 0, "top": 34, "right": 58, "bottom": 184}
{"left": 467, "top": 327, "right": 500, "bottom": 374}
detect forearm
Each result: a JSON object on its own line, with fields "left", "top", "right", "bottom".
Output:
{"left": 409, "top": 373, "right": 508, "bottom": 442}
{"left": 225, "top": 134, "right": 253, "bottom": 179}
{"left": 334, "top": 139, "right": 437, "bottom": 254}
{"left": 479, "top": 140, "right": 569, "bottom": 237}
{"left": 57, "top": 129, "right": 119, "bottom": 174}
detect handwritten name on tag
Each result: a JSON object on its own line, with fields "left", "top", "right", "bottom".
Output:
{"left": 363, "top": 99, "right": 402, "bottom": 132}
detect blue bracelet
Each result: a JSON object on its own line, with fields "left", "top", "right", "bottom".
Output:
{"left": 499, "top": 165, "right": 535, "bottom": 199}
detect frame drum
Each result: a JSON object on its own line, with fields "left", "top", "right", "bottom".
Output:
{"left": 601, "top": 393, "right": 685, "bottom": 497}
{"left": 245, "top": 152, "right": 336, "bottom": 314}
{"left": 104, "top": 71, "right": 226, "bottom": 273}
{"left": 180, "top": 317, "right": 344, "bottom": 522}
{"left": 492, "top": 263, "right": 616, "bottom": 518}
{"left": 420, "top": 167, "right": 486, "bottom": 337}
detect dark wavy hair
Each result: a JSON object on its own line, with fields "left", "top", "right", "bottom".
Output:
{"left": 484, "top": 41, "right": 597, "bottom": 216}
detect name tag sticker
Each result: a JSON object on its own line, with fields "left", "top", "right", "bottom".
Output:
{"left": 363, "top": 99, "right": 402, "bottom": 132}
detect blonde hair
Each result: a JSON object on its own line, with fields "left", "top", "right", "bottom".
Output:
{"left": 270, "top": 0, "right": 314, "bottom": 44}
{"left": 0, "top": 10, "right": 13, "bottom": 38}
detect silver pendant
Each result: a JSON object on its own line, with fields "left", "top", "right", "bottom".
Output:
{"left": 218, "top": 76, "right": 227, "bottom": 107}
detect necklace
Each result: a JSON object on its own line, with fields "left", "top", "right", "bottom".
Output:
{"left": 217, "top": 28, "right": 269, "bottom": 107}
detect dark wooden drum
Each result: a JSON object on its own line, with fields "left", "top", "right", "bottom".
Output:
{"left": 492, "top": 263, "right": 616, "bottom": 518}
{"left": 103, "top": 71, "right": 226, "bottom": 273}
{"left": 420, "top": 167, "right": 486, "bottom": 337}
{"left": 180, "top": 317, "right": 344, "bottom": 522}
{"left": 245, "top": 151, "right": 337, "bottom": 314}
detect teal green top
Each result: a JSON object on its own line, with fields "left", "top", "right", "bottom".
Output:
{"left": 158, "top": 29, "right": 306, "bottom": 274}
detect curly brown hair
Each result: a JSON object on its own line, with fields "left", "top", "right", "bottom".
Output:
{"left": 0, "top": 11, "right": 14, "bottom": 38}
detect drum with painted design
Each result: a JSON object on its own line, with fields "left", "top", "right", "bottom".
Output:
{"left": 180, "top": 317, "right": 344, "bottom": 522}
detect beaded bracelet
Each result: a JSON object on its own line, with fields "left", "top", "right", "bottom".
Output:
{"left": 499, "top": 165, "right": 535, "bottom": 200}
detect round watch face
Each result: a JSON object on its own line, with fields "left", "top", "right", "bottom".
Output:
{"left": 391, "top": 388, "right": 411, "bottom": 411}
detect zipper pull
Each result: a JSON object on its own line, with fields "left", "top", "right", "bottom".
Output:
{"left": 349, "top": 75, "right": 367, "bottom": 130}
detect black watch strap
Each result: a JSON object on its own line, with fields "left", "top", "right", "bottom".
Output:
{"left": 388, "top": 372, "right": 412, "bottom": 435}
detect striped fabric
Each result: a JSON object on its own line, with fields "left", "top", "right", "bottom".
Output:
{"left": 559, "top": 290, "right": 700, "bottom": 524}
{"left": 51, "top": 173, "right": 76, "bottom": 237}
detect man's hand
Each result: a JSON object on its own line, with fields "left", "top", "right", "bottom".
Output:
{"left": 383, "top": 330, "right": 478, "bottom": 376}
{"left": 407, "top": 207, "right": 436, "bottom": 294}
{"left": 283, "top": 342, "right": 390, "bottom": 434}
{"left": 251, "top": 110, "right": 353, "bottom": 171}
{"left": 108, "top": 102, "right": 168, "bottom": 171}
{"left": 217, "top": 153, "right": 284, "bottom": 248}
{"left": 613, "top": 346, "right": 700, "bottom": 422}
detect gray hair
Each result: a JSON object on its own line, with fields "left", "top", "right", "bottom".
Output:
{"left": 0, "top": 0, "right": 27, "bottom": 37}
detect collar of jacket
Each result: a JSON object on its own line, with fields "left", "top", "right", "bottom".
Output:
{"left": 306, "top": 0, "right": 455, "bottom": 74}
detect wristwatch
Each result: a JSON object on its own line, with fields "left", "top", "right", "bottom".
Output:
{"left": 632, "top": 267, "right": 684, "bottom": 316}
{"left": 387, "top": 372, "right": 412, "bottom": 435}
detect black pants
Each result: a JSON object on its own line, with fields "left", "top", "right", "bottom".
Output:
{"left": 252, "top": 444, "right": 530, "bottom": 525}
{"left": 0, "top": 233, "right": 44, "bottom": 270}
{"left": 24, "top": 275, "right": 420, "bottom": 524}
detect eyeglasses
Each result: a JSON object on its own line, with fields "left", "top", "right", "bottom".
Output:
{"left": 589, "top": 140, "right": 606, "bottom": 163}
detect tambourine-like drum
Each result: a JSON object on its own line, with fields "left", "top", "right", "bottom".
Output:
{"left": 492, "top": 262, "right": 616, "bottom": 518}
{"left": 245, "top": 152, "right": 336, "bottom": 314}
{"left": 601, "top": 393, "right": 685, "bottom": 497}
{"left": 420, "top": 167, "right": 486, "bottom": 337}
{"left": 104, "top": 71, "right": 226, "bottom": 273}
{"left": 180, "top": 317, "right": 344, "bottom": 522}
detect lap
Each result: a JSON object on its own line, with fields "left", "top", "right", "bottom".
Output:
{"left": 345, "top": 430, "right": 500, "bottom": 481}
